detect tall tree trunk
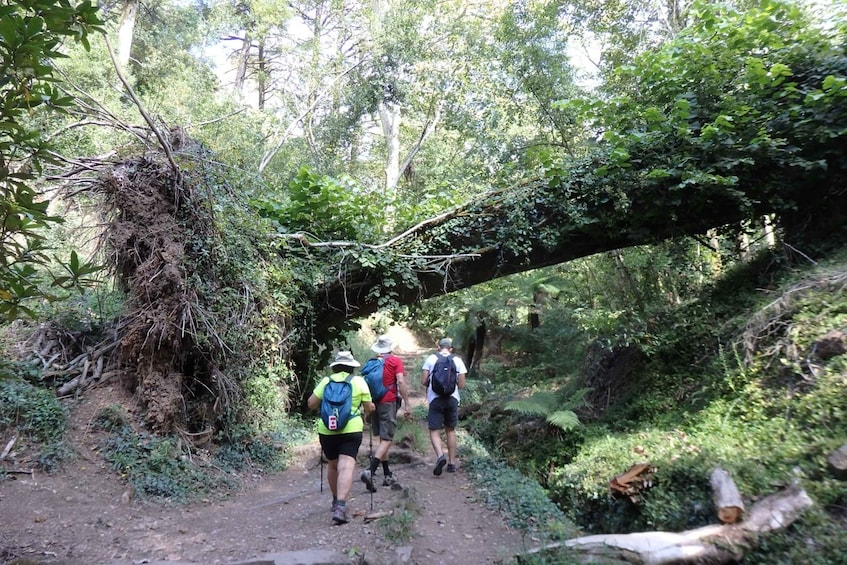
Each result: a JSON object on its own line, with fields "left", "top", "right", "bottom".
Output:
{"left": 708, "top": 228, "right": 722, "bottom": 277}
{"left": 763, "top": 214, "right": 777, "bottom": 248}
{"left": 234, "top": 33, "right": 252, "bottom": 95}
{"left": 738, "top": 229, "right": 751, "bottom": 262}
{"left": 378, "top": 100, "right": 401, "bottom": 229}
{"left": 611, "top": 250, "right": 643, "bottom": 311}
{"left": 257, "top": 41, "right": 266, "bottom": 110}
{"left": 117, "top": 0, "right": 138, "bottom": 72}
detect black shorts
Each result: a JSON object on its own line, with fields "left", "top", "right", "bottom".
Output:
{"left": 427, "top": 396, "right": 459, "bottom": 430}
{"left": 319, "top": 431, "right": 363, "bottom": 460}
{"left": 372, "top": 400, "right": 398, "bottom": 441}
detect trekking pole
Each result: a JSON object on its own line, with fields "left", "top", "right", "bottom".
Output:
{"left": 368, "top": 424, "right": 374, "bottom": 511}
{"left": 320, "top": 451, "right": 324, "bottom": 493}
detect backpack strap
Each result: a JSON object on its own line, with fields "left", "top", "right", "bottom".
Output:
{"left": 377, "top": 354, "right": 399, "bottom": 400}
{"left": 345, "top": 373, "right": 361, "bottom": 417}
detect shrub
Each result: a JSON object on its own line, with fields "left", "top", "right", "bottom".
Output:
{"left": 0, "top": 379, "right": 67, "bottom": 442}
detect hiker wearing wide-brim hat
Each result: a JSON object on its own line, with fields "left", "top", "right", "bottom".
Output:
{"left": 360, "top": 334, "right": 410, "bottom": 492}
{"left": 307, "top": 350, "right": 374, "bottom": 525}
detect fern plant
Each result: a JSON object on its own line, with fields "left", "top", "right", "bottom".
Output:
{"left": 504, "top": 388, "right": 590, "bottom": 431}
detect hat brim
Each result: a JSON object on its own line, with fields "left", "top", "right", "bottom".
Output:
{"left": 330, "top": 360, "right": 360, "bottom": 368}
{"left": 371, "top": 344, "right": 392, "bottom": 354}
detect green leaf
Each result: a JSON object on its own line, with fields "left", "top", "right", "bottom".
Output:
{"left": 546, "top": 410, "right": 580, "bottom": 431}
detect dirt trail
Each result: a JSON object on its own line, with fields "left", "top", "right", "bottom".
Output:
{"left": 0, "top": 330, "right": 530, "bottom": 564}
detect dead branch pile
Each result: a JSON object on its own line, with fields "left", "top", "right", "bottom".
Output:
{"left": 14, "top": 320, "right": 124, "bottom": 397}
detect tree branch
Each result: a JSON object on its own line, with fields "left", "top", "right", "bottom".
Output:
{"left": 103, "top": 35, "right": 181, "bottom": 182}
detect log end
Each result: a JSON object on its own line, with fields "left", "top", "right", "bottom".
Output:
{"left": 718, "top": 506, "right": 744, "bottom": 524}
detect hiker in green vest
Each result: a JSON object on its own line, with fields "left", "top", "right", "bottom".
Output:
{"left": 307, "top": 351, "right": 375, "bottom": 525}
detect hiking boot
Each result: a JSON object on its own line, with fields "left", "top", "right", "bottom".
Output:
{"left": 331, "top": 505, "right": 349, "bottom": 525}
{"left": 446, "top": 464, "right": 456, "bottom": 473}
{"left": 433, "top": 454, "right": 447, "bottom": 476}
{"left": 382, "top": 473, "right": 397, "bottom": 487}
{"left": 360, "top": 470, "right": 377, "bottom": 492}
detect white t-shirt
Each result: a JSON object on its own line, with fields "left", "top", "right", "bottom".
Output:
{"left": 422, "top": 351, "right": 467, "bottom": 403}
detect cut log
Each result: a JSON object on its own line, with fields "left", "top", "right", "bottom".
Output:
{"left": 57, "top": 369, "right": 87, "bottom": 396}
{"left": 525, "top": 485, "right": 813, "bottom": 564}
{"left": 710, "top": 467, "right": 745, "bottom": 524}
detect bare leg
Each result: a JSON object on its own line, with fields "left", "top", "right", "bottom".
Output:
{"left": 335, "top": 454, "right": 355, "bottom": 502}
{"left": 375, "top": 439, "right": 392, "bottom": 461}
{"left": 327, "top": 459, "right": 339, "bottom": 500}
{"left": 445, "top": 428, "right": 458, "bottom": 465}
{"left": 429, "top": 429, "right": 444, "bottom": 458}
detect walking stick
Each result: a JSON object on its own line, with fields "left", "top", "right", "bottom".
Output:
{"left": 320, "top": 451, "right": 324, "bottom": 493}
{"left": 368, "top": 424, "right": 374, "bottom": 511}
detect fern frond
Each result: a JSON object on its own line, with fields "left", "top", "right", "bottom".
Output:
{"left": 546, "top": 410, "right": 580, "bottom": 431}
{"left": 504, "top": 391, "right": 556, "bottom": 416}
{"left": 558, "top": 387, "right": 592, "bottom": 410}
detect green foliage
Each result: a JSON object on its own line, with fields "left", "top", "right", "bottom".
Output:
{"left": 0, "top": 377, "right": 70, "bottom": 471}
{"left": 92, "top": 403, "right": 131, "bottom": 432}
{"left": 462, "top": 433, "right": 577, "bottom": 542}
{"left": 504, "top": 388, "right": 589, "bottom": 432}
{"left": 49, "top": 250, "right": 106, "bottom": 292}
{"left": 537, "top": 252, "right": 847, "bottom": 555}
{"left": 0, "top": 0, "right": 103, "bottom": 318}
{"left": 378, "top": 485, "right": 420, "bottom": 542}
{"left": 213, "top": 422, "right": 292, "bottom": 472}
{"left": 97, "top": 422, "right": 236, "bottom": 502}
{"left": 253, "top": 167, "right": 383, "bottom": 242}
{"left": 0, "top": 378, "right": 67, "bottom": 442}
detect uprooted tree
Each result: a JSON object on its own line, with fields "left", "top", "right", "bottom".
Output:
{"left": 23, "top": 2, "right": 847, "bottom": 438}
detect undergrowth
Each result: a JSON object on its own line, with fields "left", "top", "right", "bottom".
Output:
{"left": 0, "top": 376, "right": 70, "bottom": 472}
{"left": 95, "top": 423, "right": 235, "bottom": 502}
{"left": 466, "top": 247, "right": 847, "bottom": 561}
{"left": 92, "top": 404, "right": 307, "bottom": 502}
{"left": 460, "top": 433, "right": 578, "bottom": 544}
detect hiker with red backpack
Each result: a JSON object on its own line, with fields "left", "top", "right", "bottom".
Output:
{"left": 307, "top": 351, "right": 375, "bottom": 525}
{"left": 360, "top": 334, "right": 411, "bottom": 491}
{"left": 421, "top": 337, "right": 467, "bottom": 475}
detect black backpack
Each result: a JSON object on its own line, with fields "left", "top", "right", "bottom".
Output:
{"left": 430, "top": 354, "right": 457, "bottom": 397}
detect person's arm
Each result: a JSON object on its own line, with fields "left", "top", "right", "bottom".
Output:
{"left": 454, "top": 353, "right": 467, "bottom": 389}
{"left": 353, "top": 375, "right": 375, "bottom": 416}
{"left": 307, "top": 393, "right": 320, "bottom": 410}
{"left": 420, "top": 368, "right": 430, "bottom": 388}
{"left": 307, "top": 376, "right": 328, "bottom": 410}
{"left": 396, "top": 372, "right": 411, "bottom": 416}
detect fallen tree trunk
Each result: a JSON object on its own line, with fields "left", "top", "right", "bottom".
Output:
{"left": 527, "top": 485, "right": 812, "bottom": 564}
